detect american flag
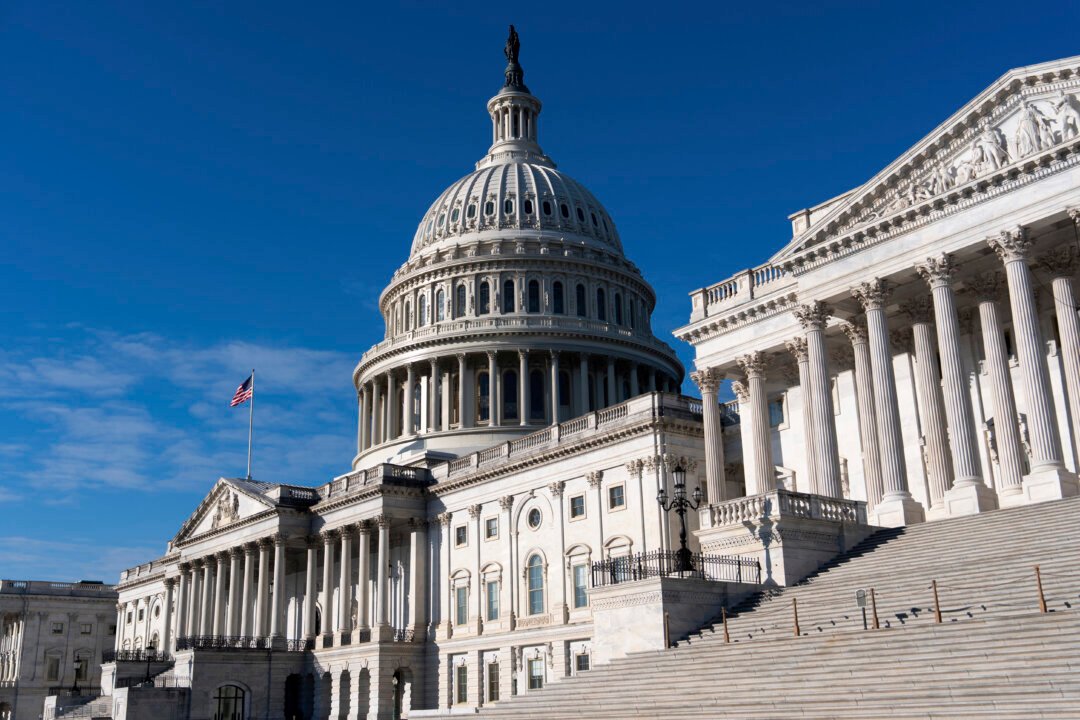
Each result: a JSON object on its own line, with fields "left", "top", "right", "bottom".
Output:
{"left": 230, "top": 374, "right": 253, "bottom": 407}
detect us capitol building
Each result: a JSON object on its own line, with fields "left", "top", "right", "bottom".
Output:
{"left": 29, "top": 31, "right": 1080, "bottom": 720}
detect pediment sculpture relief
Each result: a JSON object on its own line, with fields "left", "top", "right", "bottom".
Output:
{"left": 211, "top": 489, "right": 241, "bottom": 530}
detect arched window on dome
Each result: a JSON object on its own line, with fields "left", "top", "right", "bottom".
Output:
{"left": 575, "top": 284, "right": 587, "bottom": 318}
{"left": 526, "top": 555, "right": 544, "bottom": 615}
{"left": 451, "top": 207, "right": 460, "bottom": 223}
{"left": 503, "top": 370, "right": 518, "bottom": 422}
{"left": 503, "top": 279, "right": 515, "bottom": 313}
{"left": 529, "top": 370, "right": 545, "bottom": 422}
{"left": 485, "top": 200, "right": 495, "bottom": 216}
{"left": 467, "top": 203, "right": 477, "bottom": 219}
{"left": 558, "top": 371, "right": 572, "bottom": 418}
{"left": 523, "top": 199, "right": 533, "bottom": 215}
{"left": 479, "top": 282, "right": 491, "bottom": 315}
{"left": 504, "top": 198, "right": 514, "bottom": 215}
{"left": 576, "top": 207, "right": 586, "bottom": 222}
{"left": 412, "top": 383, "right": 422, "bottom": 433}
{"left": 596, "top": 288, "right": 607, "bottom": 322}
{"left": 629, "top": 299, "right": 636, "bottom": 330}
{"left": 542, "top": 200, "right": 552, "bottom": 216}
{"left": 527, "top": 280, "right": 540, "bottom": 313}
{"left": 614, "top": 293, "right": 623, "bottom": 325}
{"left": 455, "top": 284, "right": 467, "bottom": 318}
{"left": 436, "top": 289, "right": 446, "bottom": 322}
{"left": 404, "top": 301, "right": 412, "bottom": 332}
{"left": 477, "top": 371, "right": 490, "bottom": 424}
{"left": 560, "top": 203, "right": 570, "bottom": 219}
{"left": 419, "top": 295, "right": 428, "bottom": 327}
{"left": 552, "top": 281, "right": 565, "bottom": 315}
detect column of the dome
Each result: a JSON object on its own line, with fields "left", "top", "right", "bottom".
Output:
{"left": 578, "top": 355, "right": 589, "bottom": 414}
{"left": 360, "top": 385, "right": 371, "bottom": 451}
{"left": 404, "top": 364, "right": 416, "bottom": 436}
{"left": 606, "top": 357, "right": 616, "bottom": 408}
{"left": 630, "top": 363, "right": 639, "bottom": 397}
{"left": 649, "top": 368, "right": 657, "bottom": 392}
{"left": 458, "top": 353, "right": 472, "bottom": 428}
{"left": 550, "top": 351, "right": 560, "bottom": 424}
{"left": 441, "top": 364, "right": 452, "bottom": 429}
{"left": 387, "top": 371, "right": 400, "bottom": 440}
{"left": 429, "top": 359, "right": 439, "bottom": 433}
{"left": 487, "top": 351, "right": 500, "bottom": 426}
{"left": 518, "top": 350, "right": 528, "bottom": 426}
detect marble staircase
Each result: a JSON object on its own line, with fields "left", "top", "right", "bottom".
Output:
{"left": 469, "top": 495, "right": 1080, "bottom": 719}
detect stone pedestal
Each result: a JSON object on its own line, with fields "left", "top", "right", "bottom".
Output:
{"left": 696, "top": 489, "right": 873, "bottom": 586}
{"left": 943, "top": 482, "right": 999, "bottom": 517}
{"left": 870, "top": 494, "right": 926, "bottom": 528}
{"left": 1022, "top": 465, "right": 1080, "bottom": 502}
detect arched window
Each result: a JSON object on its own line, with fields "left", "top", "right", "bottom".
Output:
{"left": 596, "top": 288, "right": 607, "bottom": 322}
{"left": 560, "top": 203, "right": 570, "bottom": 219}
{"left": 478, "top": 371, "right": 490, "bottom": 423}
{"left": 552, "top": 281, "right": 565, "bottom": 315}
{"left": 504, "top": 198, "right": 514, "bottom": 215}
{"left": 614, "top": 293, "right": 623, "bottom": 325}
{"left": 479, "top": 282, "right": 490, "bottom": 315}
{"left": 529, "top": 370, "right": 545, "bottom": 421}
{"left": 467, "top": 203, "right": 477, "bottom": 219}
{"left": 455, "top": 284, "right": 466, "bottom": 318}
{"left": 527, "top": 555, "right": 544, "bottom": 615}
{"left": 542, "top": 200, "right": 552, "bottom": 216}
{"left": 503, "top": 370, "right": 518, "bottom": 421}
{"left": 629, "top": 299, "right": 636, "bottom": 329}
{"left": 523, "top": 199, "right": 533, "bottom": 215}
{"left": 575, "top": 284, "right": 587, "bottom": 317}
{"left": 436, "top": 289, "right": 446, "bottom": 322}
{"left": 418, "top": 295, "right": 428, "bottom": 327}
{"left": 412, "top": 383, "right": 422, "bottom": 433}
{"left": 404, "top": 301, "right": 412, "bottom": 331}
{"left": 503, "top": 279, "right": 515, "bottom": 313}
{"left": 558, "top": 371, "right": 572, "bottom": 412}
{"left": 527, "top": 280, "right": 540, "bottom": 313}
{"left": 214, "top": 685, "right": 245, "bottom": 720}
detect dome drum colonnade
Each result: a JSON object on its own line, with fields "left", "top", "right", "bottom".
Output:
{"left": 351, "top": 38, "right": 682, "bottom": 465}
{"left": 689, "top": 214, "right": 1080, "bottom": 526}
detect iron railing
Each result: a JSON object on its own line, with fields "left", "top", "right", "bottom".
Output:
{"left": 115, "top": 675, "right": 190, "bottom": 689}
{"left": 47, "top": 686, "right": 102, "bottom": 697}
{"left": 175, "top": 635, "right": 313, "bottom": 652}
{"left": 102, "top": 649, "right": 170, "bottom": 663}
{"left": 591, "top": 550, "right": 761, "bottom": 588}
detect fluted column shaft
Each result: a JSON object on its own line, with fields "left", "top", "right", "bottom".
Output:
{"left": 357, "top": 526, "right": 371, "bottom": 631}
{"left": 321, "top": 532, "right": 335, "bottom": 640}
{"left": 549, "top": 351, "right": 560, "bottom": 424}
{"left": 578, "top": 355, "right": 589, "bottom": 414}
{"left": 692, "top": 367, "right": 726, "bottom": 503}
{"left": 387, "top": 372, "right": 399, "bottom": 440}
{"left": 518, "top": 350, "right": 529, "bottom": 425}
{"left": 197, "top": 561, "right": 213, "bottom": 636}
{"left": 360, "top": 386, "right": 371, "bottom": 451}
{"left": 457, "top": 354, "right": 468, "bottom": 428}
{"left": 843, "top": 324, "right": 885, "bottom": 508}
{"left": 303, "top": 541, "right": 317, "bottom": 640}
{"left": 226, "top": 550, "right": 241, "bottom": 636}
{"left": 409, "top": 520, "right": 428, "bottom": 632}
{"left": 212, "top": 554, "right": 227, "bottom": 636}
{"left": 187, "top": 564, "right": 202, "bottom": 638}
{"left": 270, "top": 536, "right": 285, "bottom": 639}
{"left": 786, "top": 339, "right": 818, "bottom": 493}
{"left": 1041, "top": 242, "right": 1080, "bottom": 467}
{"left": 162, "top": 579, "right": 175, "bottom": 653}
{"left": 991, "top": 230, "right": 1065, "bottom": 470}
{"left": 403, "top": 364, "right": 416, "bottom": 436}
{"left": 240, "top": 546, "right": 254, "bottom": 636}
{"left": 376, "top": 518, "right": 390, "bottom": 627}
{"left": 606, "top": 356, "right": 616, "bottom": 406}
{"left": 175, "top": 570, "right": 189, "bottom": 640}
{"left": 255, "top": 541, "right": 270, "bottom": 637}
{"left": 487, "top": 351, "right": 499, "bottom": 426}
{"left": 974, "top": 287, "right": 1025, "bottom": 493}
{"left": 429, "top": 359, "right": 439, "bottom": 433}
{"left": 795, "top": 302, "right": 841, "bottom": 497}
{"left": 338, "top": 528, "right": 353, "bottom": 635}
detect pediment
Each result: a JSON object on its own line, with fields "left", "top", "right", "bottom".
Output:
{"left": 775, "top": 55, "right": 1080, "bottom": 261}
{"left": 171, "top": 478, "right": 277, "bottom": 545}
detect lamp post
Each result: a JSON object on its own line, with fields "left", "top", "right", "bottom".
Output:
{"left": 143, "top": 644, "right": 156, "bottom": 685}
{"left": 656, "top": 465, "right": 703, "bottom": 573}
{"left": 70, "top": 658, "right": 82, "bottom": 695}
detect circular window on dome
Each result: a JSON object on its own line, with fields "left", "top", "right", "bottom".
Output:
{"left": 467, "top": 204, "right": 477, "bottom": 219}
{"left": 504, "top": 199, "right": 514, "bottom": 214}
{"left": 576, "top": 207, "right": 585, "bottom": 222}
{"left": 451, "top": 208, "right": 460, "bottom": 223}
{"left": 524, "top": 199, "right": 533, "bottom": 215}
{"left": 485, "top": 201, "right": 495, "bottom": 216}
{"left": 527, "top": 508, "right": 542, "bottom": 530}
{"left": 560, "top": 203, "right": 569, "bottom": 218}
{"left": 542, "top": 200, "right": 552, "bottom": 216}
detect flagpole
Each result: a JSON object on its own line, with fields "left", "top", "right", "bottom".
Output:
{"left": 246, "top": 368, "right": 254, "bottom": 480}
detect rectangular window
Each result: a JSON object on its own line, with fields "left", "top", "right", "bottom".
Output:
{"left": 487, "top": 662, "right": 500, "bottom": 702}
{"left": 768, "top": 396, "right": 785, "bottom": 427}
{"left": 455, "top": 526, "right": 467, "bottom": 547}
{"left": 575, "top": 653, "right": 590, "bottom": 673}
{"left": 46, "top": 656, "right": 60, "bottom": 681}
{"left": 608, "top": 485, "right": 625, "bottom": 510}
{"left": 455, "top": 586, "right": 468, "bottom": 626}
{"left": 137, "top": 608, "right": 144, "bottom": 621}
{"left": 108, "top": 624, "right": 116, "bottom": 636}
{"left": 569, "top": 494, "right": 586, "bottom": 519}
{"left": 485, "top": 517, "right": 498, "bottom": 539}
{"left": 456, "top": 664, "right": 468, "bottom": 704}
{"left": 573, "top": 564, "right": 588, "bottom": 608}
{"left": 528, "top": 658, "right": 544, "bottom": 690}
{"left": 80, "top": 623, "right": 92, "bottom": 635}
{"left": 126, "top": 612, "right": 132, "bottom": 624}
{"left": 51, "top": 622, "right": 64, "bottom": 635}
{"left": 486, "top": 581, "right": 499, "bottom": 621}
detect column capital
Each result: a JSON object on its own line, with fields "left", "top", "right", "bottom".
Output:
{"left": 987, "top": 226, "right": 1031, "bottom": 263}
{"left": 784, "top": 336, "right": 808, "bottom": 362}
{"left": 899, "top": 296, "right": 934, "bottom": 323}
{"left": 337, "top": 524, "right": 358, "bottom": 539}
{"left": 966, "top": 271, "right": 1005, "bottom": 302}
{"left": 271, "top": 532, "right": 288, "bottom": 546}
{"left": 793, "top": 300, "right": 832, "bottom": 329}
{"left": 163, "top": 577, "right": 177, "bottom": 590}
{"left": 547, "top": 480, "right": 565, "bottom": 497}
{"left": 731, "top": 379, "right": 750, "bottom": 403}
{"left": 1068, "top": 207, "right": 1080, "bottom": 226}
{"left": 355, "top": 519, "right": 373, "bottom": 535}
{"left": 408, "top": 517, "right": 429, "bottom": 530}
{"left": 549, "top": 349, "right": 560, "bottom": 361}
{"left": 305, "top": 534, "right": 321, "bottom": 548}
{"left": 518, "top": 348, "right": 528, "bottom": 360}
{"left": 851, "top": 278, "right": 892, "bottom": 309}
{"left": 624, "top": 458, "right": 644, "bottom": 478}
{"left": 467, "top": 504, "right": 482, "bottom": 519}
{"left": 839, "top": 319, "right": 868, "bottom": 345}
{"left": 191, "top": 558, "right": 205, "bottom": 569}
{"left": 243, "top": 541, "right": 258, "bottom": 556}
{"left": 499, "top": 495, "right": 514, "bottom": 511}
{"left": 214, "top": 551, "right": 229, "bottom": 564}
{"left": 586, "top": 470, "right": 604, "bottom": 488}
{"left": 456, "top": 352, "right": 467, "bottom": 364}
{"left": 375, "top": 514, "right": 391, "bottom": 529}
{"left": 1037, "top": 245, "right": 1079, "bottom": 279}
{"left": 736, "top": 351, "right": 767, "bottom": 380}
{"left": 485, "top": 349, "right": 496, "bottom": 361}
{"left": 435, "top": 511, "right": 453, "bottom": 526}
{"left": 915, "top": 255, "right": 957, "bottom": 288}
{"left": 320, "top": 528, "right": 339, "bottom": 543}
{"left": 178, "top": 562, "right": 192, "bottom": 573}
{"left": 228, "top": 546, "right": 245, "bottom": 559}
{"left": 689, "top": 366, "right": 722, "bottom": 394}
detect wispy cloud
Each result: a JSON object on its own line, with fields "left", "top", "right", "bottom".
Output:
{"left": 0, "top": 536, "right": 160, "bottom": 583}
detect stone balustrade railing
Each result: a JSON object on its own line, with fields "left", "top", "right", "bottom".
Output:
{"left": 0, "top": 579, "right": 117, "bottom": 597}
{"left": 322, "top": 463, "right": 431, "bottom": 502}
{"left": 707, "top": 489, "right": 867, "bottom": 528}
{"left": 689, "top": 262, "right": 794, "bottom": 321}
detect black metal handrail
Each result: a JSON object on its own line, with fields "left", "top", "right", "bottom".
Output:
{"left": 102, "top": 649, "right": 171, "bottom": 663}
{"left": 591, "top": 550, "right": 761, "bottom": 588}
{"left": 115, "top": 676, "right": 190, "bottom": 689}
{"left": 174, "top": 635, "right": 311, "bottom": 652}
{"left": 47, "top": 686, "right": 102, "bottom": 697}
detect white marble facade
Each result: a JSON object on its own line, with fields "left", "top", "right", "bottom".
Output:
{"left": 107, "top": 41, "right": 1080, "bottom": 720}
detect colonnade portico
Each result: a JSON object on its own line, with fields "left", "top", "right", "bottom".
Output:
{"left": 686, "top": 213, "right": 1080, "bottom": 526}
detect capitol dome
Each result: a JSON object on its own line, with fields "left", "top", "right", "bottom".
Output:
{"left": 351, "top": 27, "right": 683, "bottom": 469}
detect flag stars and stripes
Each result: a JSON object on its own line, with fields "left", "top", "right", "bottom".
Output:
{"left": 230, "top": 375, "right": 253, "bottom": 407}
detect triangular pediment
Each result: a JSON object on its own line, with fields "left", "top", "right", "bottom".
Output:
{"left": 775, "top": 55, "right": 1080, "bottom": 260}
{"left": 171, "top": 478, "right": 278, "bottom": 545}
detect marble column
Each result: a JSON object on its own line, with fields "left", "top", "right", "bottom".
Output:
{"left": 198, "top": 559, "right": 213, "bottom": 636}
{"left": 175, "top": 567, "right": 190, "bottom": 641}
{"left": 162, "top": 578, "right": 175, "bottom": 653}
{"left": 357, "top": 522, "right": 371, "bottom": 632}
{"left": 457, "top": 353, "right": 469, "bottom": 429}
{"left": 785, "top": 338, "right": 818, "bottom": 493}
{"left": 793, "top": 301, "right": 842, "bottom": 498}
{"left": 606, "top": 356, "right": 616, "bottom": 407}
{"left": 240, "top": 544, "right": 255, "bottom": 637}
{"left": 255, "top": 538, "right": 271, "bottom": 638}
{"left": 360, "top": 385, "right": 371, "bottom": 451}
{"left": 691, "top": 366, "right": 726, "bottom": 504}
{"left": 269, "top": 534, "right": 286, "bottom": 641}
{"left": 303, "top": 537, "right": 318, "bottom": 641}
{"left": 841, "top": 321, "right": 885, "bottom": 510}
{"left": 487, "top": 351, "right": 499, "bottom": 426}
{"left": 738, "top": 352, "right": 775, "bottom": 494}
{"left": 630, "top": 362, "right": 640, "bottom": 397}
{"left": 900, "top": 297, "right": 955, "bottom": 514}
{"left": 441, "top": 366, "right": 452, "bottom": 430}
{"left": 916, "top": 255, "right": 996, "bottom": 515}
{"left": 226, "top": 548, "right": 242, "bottom": 637}
{"left": 578, "top": 355, "right": 589, "bottom": 414}
{"left": 1039, "top": 240, "right": 1080, "bottom": 469}
{"left": 852, "top": 280, "right": 924, "bottom": 525}
{"left": 187, "top": 562, "right": 202, "bottom": 639}
{"left": 212, "top": 552, "right": 227, "bottom": 637}
{"left": 989, "top": 228, "right": 1078, "bottom": 498}
{"left": 404, "top": 364, "right": 416, "bottom": 436}
{"left": 387, "top": 371, "right": 399, "bottom": 440}
{"left": 409, "top": 519, "right": 428, "bottom": 635}
{"left": 376, "top": 515, "right": 391, "bottom": 630}
{"left": 320, "top": 530, "right": 336, "bottom": 643}
{"left": 518, "top": 350, "right": 529, "bottom": 425}
{"left": 968, "top": 272, "right": 1026, "bottom": 498}
{"left": 429, "top": 359, "right": 440, "bottom": 433}
{"left": 338, "top": 526, "right": 354, "bottom": 639}
{"left": 436, "top": 512, "right": 453, "bottom": 639}
{"left": 370, "top": 378, "right": 382, "bottom": 446}
{"left": 549, "top": 351, "right": 560, "bottom": 424}
{"left": 356, "top": 389, "right": 364, "bottom": 454}
{"left": 731, "top": 381, "right": 755, "bottom": 493}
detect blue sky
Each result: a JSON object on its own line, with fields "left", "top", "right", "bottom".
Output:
{"left": 2, "top": 1, "right": 1078, "bottom": 581}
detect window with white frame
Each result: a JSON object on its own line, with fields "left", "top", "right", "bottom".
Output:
{"left": 607, "top": 484, "right": 626, "bottom": 510}
{"left": 572, "top": 564, "right": 589, "bottom": 608}
{"left": 455, "top": 586, "right": 468, "bottom": 626}
{"left": 455, "top": 525, "right": 467, "bottom": 547}
{"left": 569, "top": 494, "right": 586, "bottom": 519}
{"left": 487, "top": 661, "right": 500, "bottom": 702}
{"left": 455, "top": 664, "right": 468, "bottom": 704}
{"left": 486, "top": 580, "right": 499, "bottom": 621}
{"left": 485, "top": 517, "right": 498, "bottom": 539}
{"left": 575, "top": 653, "right": 590, "bottom": 672}
{"left": 528, "top": 658, "right": 544, "bottom": 690}
{"left": 526, "top": 555, "right": 544, "bottom": 615}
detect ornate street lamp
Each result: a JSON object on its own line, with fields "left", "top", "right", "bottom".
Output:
{"left": 71, "top": 658, "right": 82, "bottom": 694}
{"left": 143, "top": 644, "right": 156, "bottom": 685}
{"left": 656, "top": 465, "right": 703, "bottom": 573}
